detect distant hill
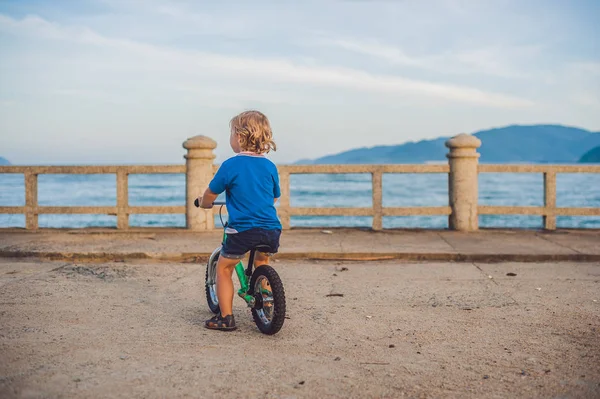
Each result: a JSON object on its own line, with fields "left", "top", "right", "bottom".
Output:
{"left": 298, "top": 125, "right": 600, "bottom": 164}
{"left": 0, "top": 157, "right": 10, "bottom": 166}
{"left": 579, "top": 146, "right": 600, "bottom": 163}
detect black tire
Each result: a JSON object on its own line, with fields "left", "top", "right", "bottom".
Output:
{"left": 205, "top": 253, "right": 220, "bottom": 314}
{"left": 250, "top": 265, "right": 286, "bottom": 335}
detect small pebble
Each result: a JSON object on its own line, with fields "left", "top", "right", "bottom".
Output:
{"left": 483, "top": 375, "right": 489, "bottom": 380}
{"left": 334, "top": 357, "right": 341, "bottom": 361}
{"left": 389, "top": 344, "right": 395, "bottom": 348}
{"left": 298, "top": 381, "right": 305, "bottom": 385}
{"left": 488, "top": 275, "right": 493, "bottom": 279}
{"left": 321, "top": 230, "right": 333, "bottom": 234}
{"left": 536, "top": 288, "right": 542, "bottom": 291}
{"left": 366, "top": 315, "right": 372, "bottom": 319}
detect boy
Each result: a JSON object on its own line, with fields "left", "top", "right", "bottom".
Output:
{"left": 197, "top": 110, "right": 282, "bottom": 331}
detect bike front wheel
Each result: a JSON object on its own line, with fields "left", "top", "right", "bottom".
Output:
{"left": 250, "top": 265, "right": 286, "bottom": 335}
{"left": 205, "top": 251, "right": 220, "bottom": 314}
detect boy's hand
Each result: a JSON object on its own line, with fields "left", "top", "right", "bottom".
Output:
{"left": 199, "top": 189, "right": 218, "bottom": 208}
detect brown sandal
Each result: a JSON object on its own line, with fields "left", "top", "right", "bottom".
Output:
{"left": 205, "top": 314, "right": 237, "bottom": 331}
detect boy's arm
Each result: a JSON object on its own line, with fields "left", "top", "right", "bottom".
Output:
{"left": 272, "top": 167, "right": 281, "bottom": 205}
{"left": 196, "top": 161, "right": 228, "bottom": 208}
{"left": 198, "top": 188, "right": 218, "bottom": 209}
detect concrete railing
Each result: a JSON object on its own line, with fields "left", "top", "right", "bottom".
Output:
{"left": 275, "top": 164, "right": 451, "bottom": 231}
{"left": 0, "top": 165, "right": 186, "bottom": 230}
{"left": 1, "top": 134, "right": 599, "bottom": 231}
{"left": 478, "top": 164, "right": 600, "bottom": 230}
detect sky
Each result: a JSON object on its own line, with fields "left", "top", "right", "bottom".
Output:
{"left": 0, "top": 0, "right": 599, "bottom": 165}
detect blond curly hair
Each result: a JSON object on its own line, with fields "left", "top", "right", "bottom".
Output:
{"left": 230, "top": 110, "right": 277, "bottom": 154}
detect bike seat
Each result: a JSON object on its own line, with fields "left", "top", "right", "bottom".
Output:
{"left": 254, "top": 245, "right": 274, "bottom": 253}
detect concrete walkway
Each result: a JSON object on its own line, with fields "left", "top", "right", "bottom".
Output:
{"left": 1, "top": 228, "right": 599, "bottom": 263}
{"left": 1, "top": 258, "right": 599, "bottom": 398}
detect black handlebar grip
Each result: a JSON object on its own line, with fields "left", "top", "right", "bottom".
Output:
{"left": 194, "top": 198, "right": 200, "bottom": 208}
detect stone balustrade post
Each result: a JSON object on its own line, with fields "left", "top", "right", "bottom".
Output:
{"left": 445, "top": 134, "right": 482, "bottom": 231}
{"left": 25, "top": 172, "right": 38, "bottom": 230}
{"left": 183, "top": 135, "right": 217, "bottom": 230}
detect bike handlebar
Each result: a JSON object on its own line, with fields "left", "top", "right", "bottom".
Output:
{"left": 194, "top": 198, "right": 226, "bottom": 208}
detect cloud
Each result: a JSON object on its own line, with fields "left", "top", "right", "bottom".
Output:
{"left": 314, "top": 37, "right": 425, "bottom": 68}
{"left": 571, "top": 92, "right": 600, "bottom": 109}
{"left": 0, "top": 99, "right": 16, "bottom": 107}
{"left": 312, "top": 35, "right": 542, "bottom": 79}
{"left": 0, "top": 13, "right": 534, "bottom": 108}
{"left": 53, "top": 89, "right": 135, "bottom": 105}
{"left": 570, "top": 62, "right": 600, "bottom": 76}
{"left": 168, "top": 85, "right": 312, "bottom": 108}
{"left": 153, "top": 4, "right": 260, "bottom": 39}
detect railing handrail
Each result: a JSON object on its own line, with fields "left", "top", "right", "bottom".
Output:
{"left": 0, "top": 165, "right": 185, "bottom": 174}
{"left": 277, "top": 164, "right": 450, "bottom": 173}
{"left": 3, "top": 163, "right": 598, "bottom": 174}
{"left": 479, "top": 164, "right": 600, "bottom": 173}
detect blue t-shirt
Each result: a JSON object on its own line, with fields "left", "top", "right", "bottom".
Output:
{"left": 209, "top": 154, "right": 282, "bottom": 232}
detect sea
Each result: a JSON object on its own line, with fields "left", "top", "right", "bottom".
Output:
{"left": 1, "top": 169, "right": 599, "bottom": 229}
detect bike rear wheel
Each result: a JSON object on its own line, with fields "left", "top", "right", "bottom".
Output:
{"left": 205, "top": 252, "right": 220, "bottom": 314}
{"left": 250, "top": 265, "right": 286, "bottom": 335}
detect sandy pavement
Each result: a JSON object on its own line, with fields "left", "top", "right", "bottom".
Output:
{"left": 0, "top": 258, "right": 599, "bottom": 398}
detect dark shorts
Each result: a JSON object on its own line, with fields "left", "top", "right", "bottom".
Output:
{"left": 221, "top": 228, "right": 281, "bottom": 260}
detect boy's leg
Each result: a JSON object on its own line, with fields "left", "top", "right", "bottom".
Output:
{"left": 253, "top": 229, "right": 281, "bottom": 293}
{"left": 215, "top": 255, "right": 240, "bottom": 317}
{"left": 254, "top": 252, "right": 270, "bottom": 267}
{"left": 254, "top": 252, "right": 273, "bottom": 296}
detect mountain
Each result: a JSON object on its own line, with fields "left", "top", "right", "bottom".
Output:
{"left": 299, "top": 125, "right": 600, "bottom": 164}
{"left": 579, "top": 146, "right": 600, "bottom": 163}
{"left": 0, "top": 157, "right": 10, "bottom": 166}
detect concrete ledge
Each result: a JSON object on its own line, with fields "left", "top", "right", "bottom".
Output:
{"left": 1, "top": 250, "right": 600, "bottom": 264}
{"left": 1, "top": 228, "right": 599, "bottom": 264}
{"left": 2, "top": 227, "right": 599, "bottom": 234}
